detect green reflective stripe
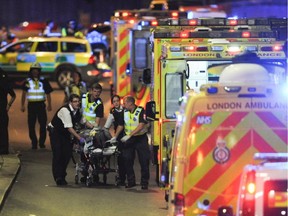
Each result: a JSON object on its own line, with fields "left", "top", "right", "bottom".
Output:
{"left": 27, "top": 79, "right": 45, "bottom": 101}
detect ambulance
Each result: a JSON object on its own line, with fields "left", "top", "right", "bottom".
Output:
{"left": 143, "top": 17, "right": 287, "bottom": 187}
{"left": 110, "top": 9, "right": 187, "bottom": 103}
{"left": 166, "top": 61, "right": 288, "bottom": 215}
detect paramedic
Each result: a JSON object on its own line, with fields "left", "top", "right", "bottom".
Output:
{"left": 21, "top": 62, "right": 53, "bottom": 149}
{"left": 81, "top": 83, "right": 104, "bottom": 127}
{"left": 63, "top": 71, "right": 87, "bottom": 104}
{"left": 0, "top": 69, "right": 16, "bottom": 154}
{"left": 104, "top": 95, "right": 126, "bottom": 186}
{"left": 113, "top": 95, "right": 150, "bottom": 190}
{"left": 48, "top": 94, "right": 93, "bottom": 186}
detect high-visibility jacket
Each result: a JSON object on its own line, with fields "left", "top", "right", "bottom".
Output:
{"left": 124, "top": 106, "right": 147, "bottom": 136}
{"left": 26, "top": 78, "right": 46, "bottom": 102}
{"left": 82, "top": 93, "right": 102, "bottom": 124}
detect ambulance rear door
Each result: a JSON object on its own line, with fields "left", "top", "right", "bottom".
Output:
{"left": 155, "top": 58, "right": 186, "bottom": 181}
{"left": 130, "top": 29, "right": 152, "bottom": 107}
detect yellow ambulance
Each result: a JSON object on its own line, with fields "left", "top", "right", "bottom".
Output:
{"left": 144, "top": 17, "right": 287, "bottom": 190}
{"left": 167, "top": 62, "right": 288, "bottom": 215}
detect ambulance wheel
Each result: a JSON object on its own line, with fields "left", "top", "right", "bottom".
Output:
{"left": 55, "top": 64, "right": 77, "bottom": 89}
{"left": 75, "top": 175, "right": 79, "bottom": 184}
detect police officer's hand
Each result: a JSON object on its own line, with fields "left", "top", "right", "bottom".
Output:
{"left": 121, "top": 135, "right": 131, "bottom": 143}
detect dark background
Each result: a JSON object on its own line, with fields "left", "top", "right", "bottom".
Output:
{"left": 0, "top": 0, "right": 287, "bottom": 29}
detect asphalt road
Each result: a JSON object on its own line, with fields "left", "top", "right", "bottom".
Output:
{"left": 0, "top": 82, "right": 168, "bottom": 216}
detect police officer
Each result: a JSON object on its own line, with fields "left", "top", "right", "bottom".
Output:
{"left": 81, "top": 83, "right": 104, "bottom": 127}
{"left": 63, "top": 71, "right": 87, "bottom": 104}
{"left": 0, "top": 69, "right": 16, "bottom": 154}
{"left": 21, "top": 62, "right": 53, "bottom": 149}
{"left": 113, "top": 95, "right": 150, "bottom": 190}
{"left": 104, "top": 95, "right": 126, "bottom": 186}
{"left": 48, "top": 94, "right": 93, "bottom": 186}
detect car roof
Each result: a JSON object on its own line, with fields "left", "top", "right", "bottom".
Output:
{"left": 18, "top": 36, "right": 89, "bottom": 43}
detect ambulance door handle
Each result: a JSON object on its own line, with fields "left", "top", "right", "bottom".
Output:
{"left": 184, "top": 67, "right": 189, "bottom": 79}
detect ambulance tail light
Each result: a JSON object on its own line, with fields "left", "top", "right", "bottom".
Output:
{"left": 273, "top": 45, "right": 283, "bottom": 51}
{"left": 260, "top": 45, "right": 283, "bottom": 52}
{"left": 171, "top": 12, "right": 179, "bottom": 18}
{"left": 122, "top": 12, "right": 129, "bottom": 17}
{"left": 173, "top": 192, "right": 185, "bottom": 216}
{"left": 180, "top": 31, "right": 189, "bottom": 38}
{"left": 228, "top": 19, "right": 238, "bottom": 26}
{"left": 128, "top": 19, "right": 135, "bottom": 24}
{"left": 151, "top": 20, "right": 158, "bottom": 26}
{"left": 242, "top": 31, "right": 251, "bottom": 38}
{"left": 189, "top": 19, "right": 197, "bottom": 25}
{"left": 240, "top": 170, "right": 256, "bottom": 216}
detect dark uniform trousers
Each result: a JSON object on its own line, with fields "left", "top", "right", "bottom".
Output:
{"left": 122, "top": 133, "right": 150, "bottom": 186}
{"left": 28, "top": 101, "right": 47, "bottom": 148}
{"left": 0, "top": 110, "right": 9, "bottom": 154}
{"left": 49, "top": 129, "right": 73, "bottom": 181}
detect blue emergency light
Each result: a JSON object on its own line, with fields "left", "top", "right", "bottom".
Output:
{"left": 207, "top": 86, "right": 218, "bottom": 94}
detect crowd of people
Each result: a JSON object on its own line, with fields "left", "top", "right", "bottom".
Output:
{"left": 1, "top": 61, "right": 150, "bottom": 190}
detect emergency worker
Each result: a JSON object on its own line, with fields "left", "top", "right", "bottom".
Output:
{"left": 0, "top": 69, "right": 16, "bottom": 154}
{"left": 42, "top": 19, "right": 54, "bottom": 36}
{"left": 63, "top": 71, "right": 87, "bottom": 104}
{"left": 81, "top": 83, "right": 104, "bottom": 127}
{"left": 104, "top": 95, "right": 126, "bottom": 185}
{"left": 62, "top": 20, "right": 84, "bottom": 38}
{"left": 21, "top": 62, "right": 53, "bottom": 149}
{"left": 113, "top": 95, "right": 150, "bottom": 190}
{"left": 48, "top": 94, "right": 93, "bottom": 186}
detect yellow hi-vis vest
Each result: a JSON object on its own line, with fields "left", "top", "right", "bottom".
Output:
{"left": 82, "top": 93, "right": 102, "bottom": 124}
{"left": 124, "top": 106, "right": 147, "bottom": 136}
{"left": 26, "top": 78, "right": 46, "bottom": 102}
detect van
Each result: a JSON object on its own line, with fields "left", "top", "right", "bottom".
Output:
{"left": 167, "top": 63, "right": 287, "bottom": 215}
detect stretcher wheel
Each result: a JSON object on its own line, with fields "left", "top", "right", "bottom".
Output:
{"left": 75, "top": 175, "right": 79, "bottom": 184}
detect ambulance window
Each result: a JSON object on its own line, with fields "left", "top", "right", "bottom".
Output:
{"left": 134, "top": 38, "right": 147, "bottom": 69}
{"left": 165, "top": 73, "right": 183, "bottom": 118}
